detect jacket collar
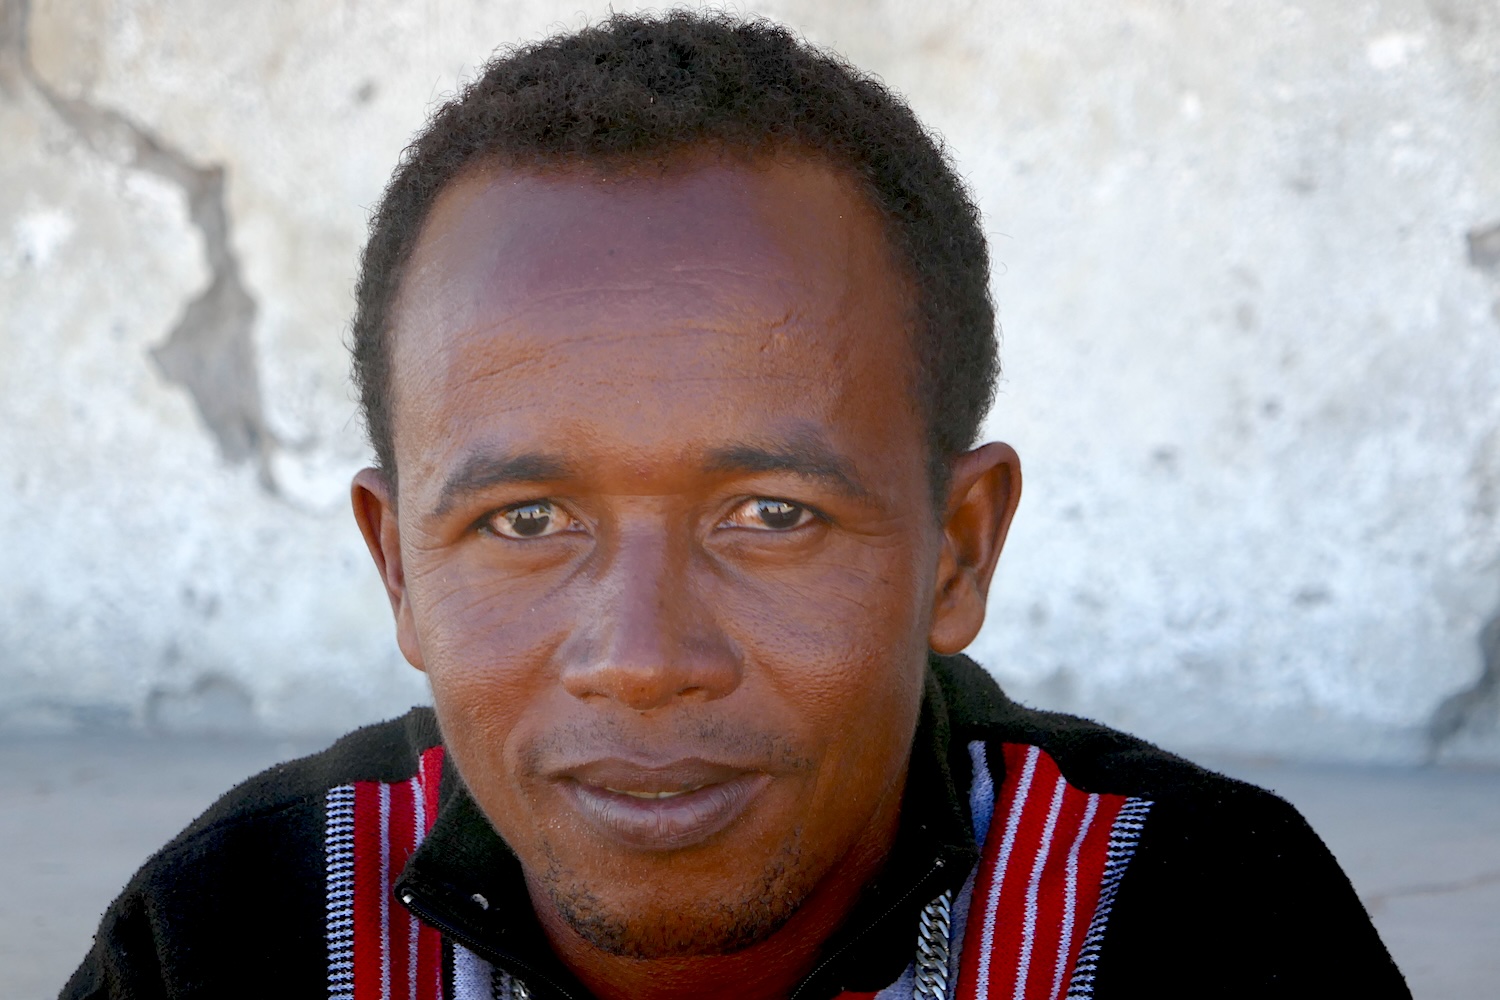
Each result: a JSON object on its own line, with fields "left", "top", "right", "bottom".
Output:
{"left": 396, "top": 660, "right": 980, "bottom": 1000}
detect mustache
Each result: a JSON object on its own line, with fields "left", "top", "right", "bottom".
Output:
{"left": 519, "top": 715, "right": 814, "bottom": 777}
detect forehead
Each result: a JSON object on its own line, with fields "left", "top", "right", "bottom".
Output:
{"left": 388, "top": 154, "right": 921, "bottom": 491}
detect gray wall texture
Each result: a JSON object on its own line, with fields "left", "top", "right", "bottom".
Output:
{"left": 2, "top": 0, "right": 1498, "bottom": 764}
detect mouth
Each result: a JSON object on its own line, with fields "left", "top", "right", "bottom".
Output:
{"left": 556, "top": 759, "right": 771, "bottom": 851}
{"left": 605, "top": 785, "right": 706, "bottom": 799}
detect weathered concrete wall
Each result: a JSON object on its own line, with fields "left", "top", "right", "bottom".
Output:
{"left": 3, "top": 0, "right": 1498, "bottom": 763}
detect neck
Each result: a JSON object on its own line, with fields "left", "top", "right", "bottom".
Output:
{"left": 530, "top": 777, "right": 906, "bottom": 1000}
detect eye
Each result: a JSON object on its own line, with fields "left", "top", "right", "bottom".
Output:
{"left": 485, "top": 500, "right": 577, "bottom": 539}
{"left": 723, "top": 497, "right": 817, "bottom": 531}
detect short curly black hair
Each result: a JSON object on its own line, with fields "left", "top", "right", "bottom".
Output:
{"left": 352, "top": 9, "right": 998, "bottom": 504}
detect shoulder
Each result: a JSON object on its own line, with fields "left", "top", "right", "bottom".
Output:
{"left": 128, "top": 704, "right": 444, "bottom": 905}
{"left": 933, "top": 652, "right": 1284, "bottom": 812}
{"left": 170, "top": 705, "right": 443, "bottom": 841}
{"left": 934, "top": 652, "right": 1344, "bottom": 894}
{"left": 933, "top": 654, "right": 1409, "bottom": 995}
{"left": 62, "top": 707, "right": 443, "bottom": 997}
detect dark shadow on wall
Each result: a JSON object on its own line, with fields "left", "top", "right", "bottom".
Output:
{"left": 1427, "top": 221, "right": 1500, "bottom": 761}
{"left": 1428, "top": 608, "right": 1500, "bottom": 761}
{"left": 0, "top": 0, "right": 277, "bottom": 493}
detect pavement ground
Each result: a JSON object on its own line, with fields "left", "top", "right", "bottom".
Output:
{"left": 2, "top": 735, "right": 1496, "bottom": 1000}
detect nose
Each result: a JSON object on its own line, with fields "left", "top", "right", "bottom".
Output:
{"left": 559, "top": 529, "right": 741, "bottom": 711}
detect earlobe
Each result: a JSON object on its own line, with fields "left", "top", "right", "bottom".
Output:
{"left": 928, "top": 442, "right": 1023, "bottom": 655}
{"left": 351, "top": 468, "right": 427, "bottom": 672}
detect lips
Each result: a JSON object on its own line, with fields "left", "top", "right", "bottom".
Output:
{"left": 607, "top": 786, "right": 704, "bottom": 799}
{"left": 556, "top": 757, "right": 771, "bottom": 851}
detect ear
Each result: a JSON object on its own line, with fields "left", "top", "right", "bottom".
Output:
{"left": 928, "top": 442, "right": 1023, "bottom": 655}
{"left": 351, "top": 467, "right": 426, "bottom": 672}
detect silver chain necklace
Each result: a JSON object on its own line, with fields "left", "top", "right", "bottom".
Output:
{"left": 912, "top": 889, "right": 954, "bottom": 1000}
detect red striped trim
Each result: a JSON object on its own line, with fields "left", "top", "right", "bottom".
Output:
{"left": 330, "top": 746, "right": 447, "bottom": 1000}
{"left": 350, "top": 780, "right": 384, "bottom": 1000}
{"left": 332, "top": 741, "right": 1147, "bottom": 1000}
{"left": 956, "top": 744, "right": 1142, "bottom": 1000}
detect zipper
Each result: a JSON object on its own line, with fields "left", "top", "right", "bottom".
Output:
{"left": 787, "top": 856, "right": 948, "bottom": 1000}
{"left": 398, "top": 886, "right": 582, "bottom": 1000}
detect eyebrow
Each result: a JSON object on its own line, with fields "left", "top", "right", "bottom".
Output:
{"left": 429, "top": 436, "right": 870, "bottom": 517}
{"left": 704, "top": 438, "right": 871, "bottom": 501}
{"left": 431, "top": 450, "right": 573, "bottom": 517}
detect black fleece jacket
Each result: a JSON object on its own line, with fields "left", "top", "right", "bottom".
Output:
{"left": 62, "top": 654, "right": 1409, "bottom": 999}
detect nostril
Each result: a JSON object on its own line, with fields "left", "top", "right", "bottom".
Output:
{"left": 557, "top": 631, "right": 743, "bottom": 707}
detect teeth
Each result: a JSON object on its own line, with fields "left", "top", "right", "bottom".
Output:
{"left": 606, "top": 785, "right": 704, "bottom": 800}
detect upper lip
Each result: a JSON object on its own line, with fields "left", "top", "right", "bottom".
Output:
{"left": 554, "top": 757, "right": 759, "bottom": 795}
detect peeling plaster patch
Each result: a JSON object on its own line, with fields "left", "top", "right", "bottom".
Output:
{"left": 145, "top": 673, "right": 256, "bottom": 735}
{"left": 9, "top": 0, "right": 276, "bottom": 489}
{"left": 1465, "top": 229, "right": 1500, "bottom": 707}
{"left": 1470, "top": 221, "right": 1500, "bottom": 330}
{"left": 149, "top": 164, "right": 267, "bottom": 470}
{"left": 1468, "top": 221, "right": 1500, "bottom": 275}
{"left": 0, "top": 0, "right": 25, "bottom": 99}
{"left": 1470, "top": 428, "right": 1500, "bottom": 525}
{"left": 1292, "top": 585, "right": 1333, "bottom": 609}
{"left": 1427, "top": 612, "right": 1500, "bottom": 759}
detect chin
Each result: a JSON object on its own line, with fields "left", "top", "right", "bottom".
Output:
{"left": 538, "top": 837, "right": 815, "bottom": 960}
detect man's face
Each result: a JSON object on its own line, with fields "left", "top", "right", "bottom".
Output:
{"left": 370, "top": 154, "right": 958, "bottom": 958}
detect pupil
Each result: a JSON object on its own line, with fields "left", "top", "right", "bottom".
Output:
{"left": 510, "top": 503, "right": 551, "bottom": 537}
{"left": 757, "top": 500, "right": 800, "bottom": 529}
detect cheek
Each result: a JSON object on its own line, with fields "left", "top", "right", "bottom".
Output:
{"left": 407, "top": 536, "right": 576, "bottom": 666}
{"left": 405, "top": 553, "right": 573, "bottom": 789}
{"left": 713, "top": 545, "right": 933, "bottom": 774}
{"left": 728, "top": 536, "right": 933, "bottom": 662}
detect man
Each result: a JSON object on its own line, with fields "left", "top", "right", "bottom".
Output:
{"left": 65, "top": 12, "right": 1408, "bottom": 999}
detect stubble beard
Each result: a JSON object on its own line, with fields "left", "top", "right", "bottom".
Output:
{"left": 539, "top": 835, "right": 816, "bottom": 960}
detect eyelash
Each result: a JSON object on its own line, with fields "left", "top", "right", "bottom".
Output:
{"left": 478, "top": 496, "right": 826, "bottom": 539}
{"left": 480, "top": 500, "right": 577, "bottom": 540}
{"left": 720, "top": 497, "right": 822, "bottom": 531}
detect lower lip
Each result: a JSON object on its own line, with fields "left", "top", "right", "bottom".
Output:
{"left": 562, "top": 774, "right": 771, "bottom": 851}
